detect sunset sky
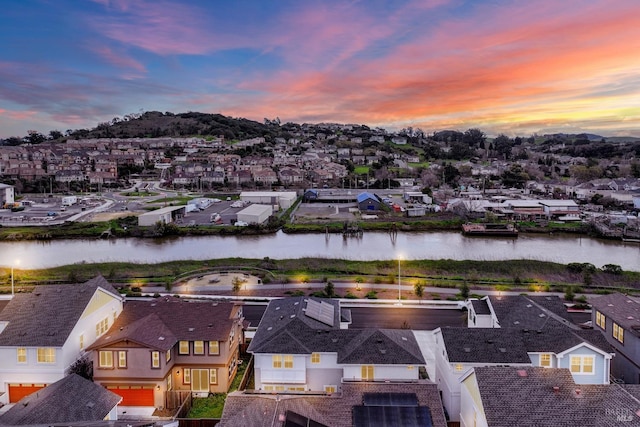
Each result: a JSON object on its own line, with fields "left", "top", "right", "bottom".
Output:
{"left": 1, "top": 0, "right": 640, "bottom": 138}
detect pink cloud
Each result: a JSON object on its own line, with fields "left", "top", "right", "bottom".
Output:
{"left": 92, "top": 45, "right": 146, "bottom": 74}
{"left": 0, "top": 109, "right": 38, "bottom": 121}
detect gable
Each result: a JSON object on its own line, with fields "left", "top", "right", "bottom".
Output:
{"left": 81, "top": 288, "right": 120, "bottom": 319}
{"left": 557, "top": 342, "right": 609, "bottom": 358}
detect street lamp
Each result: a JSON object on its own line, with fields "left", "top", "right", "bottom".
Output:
{"left": 11, "top": 260, "right": 20, "bottom": 296}
{"left": 397, "top": 256, "right": 402, "bottom": 303}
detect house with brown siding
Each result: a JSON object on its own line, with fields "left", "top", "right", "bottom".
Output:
{"left": 87, "top": 297, "right": 244, "bottom": 408}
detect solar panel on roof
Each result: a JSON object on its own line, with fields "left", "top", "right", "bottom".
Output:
{"left": 363, "top": 393, "right": 419, "bottom": 407}
{"left": 353, "top": 406, "right": 433, "bottom": 427}
{"left": 304, "top": 299, "right": 335, "bottom": 327}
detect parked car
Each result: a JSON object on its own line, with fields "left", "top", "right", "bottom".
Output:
{"left": 234, "top": 220, "right": 248, "bottom": 227}
{"left": 47, "top": 211, "right": 57, "bottom": 216}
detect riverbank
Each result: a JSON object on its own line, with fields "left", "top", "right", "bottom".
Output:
{"left": 2, "top": 257, "right": 639, "bottom": 296}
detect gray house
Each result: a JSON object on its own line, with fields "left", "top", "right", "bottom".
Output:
{"left": 356, "top": 192, "right": 382, "bottom": 211}
{"left": 590, "top": 292, "right": 640, "bottom": 383}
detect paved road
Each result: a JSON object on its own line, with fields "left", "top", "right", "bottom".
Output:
{"left": 242, "top": 304, "right": 467, "bottom": 330}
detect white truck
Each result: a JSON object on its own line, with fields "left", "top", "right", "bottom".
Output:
{"left": 61, "top": 195, "right": 77, "bottom": 206}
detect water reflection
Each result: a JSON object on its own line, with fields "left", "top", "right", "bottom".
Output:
{"left": 1, "top": 230, "right": 638, "bottom": 271}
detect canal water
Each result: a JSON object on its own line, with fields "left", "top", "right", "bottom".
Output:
{"left": 2, "top": 231, "right": 639, "bottom": 271}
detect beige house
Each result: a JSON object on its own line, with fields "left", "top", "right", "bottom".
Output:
{"left": 87, "top": 297, "right": 244, "bottom": 408}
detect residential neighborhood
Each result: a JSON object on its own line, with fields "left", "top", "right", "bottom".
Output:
{"left": 0, "top": 274, "right": 639, "bottom": 425}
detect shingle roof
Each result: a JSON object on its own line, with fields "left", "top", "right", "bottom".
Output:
{"left": 472, "top": 367, "right": 640, "bottom": 427}
{"left": 440, "top": 327, "right": 531, "bottom": 364}
{"left": 219, "top": 381, "right": 447, "bottom": 427}
{"left": 0, "top": 276, "right": 121, "bottom": 347}
{"left": 0, "top": 374, "right": 121, "bottom": 425}
{"left": 248, "top": 297, "right": 424, "bottom": 365}
{"left": 590, "top": 293, "right": 640, "bottom": 336}
{"left": 488, "top": 295, "right": 573, "bottom": 329}
{"left": 441, "top": 320, "right": 612, "bottom": 364}
{"left": 87, "top": 297, "right": 237, "bottom": 351}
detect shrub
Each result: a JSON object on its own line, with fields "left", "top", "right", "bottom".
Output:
{"left": 564, "top": 286, "right": 575, "bottom": 302}
{"left": 602, "top": 264, "right": 623, "bottom": 275}
{"left": 344, "top": 291, "right": 358, "bottom": 299}
{"left": 365, "top": 291, "right": 378, "bottom": 299}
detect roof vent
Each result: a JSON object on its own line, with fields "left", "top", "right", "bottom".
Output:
{"left": 498, "top": 348, "right": 506, "bottom": 353}
{"left": 86, "top": 402, "right": 95, "bottom": 408}
{"left": 574, "top": 388, "right": 582, "bottom": 397}
{"left": 380, "top": 349, "right": 387, "bottom": 354}
{"left": 401, "top": 336, "right": 407, "bottom": 341}
{"left": 608, "top": 303, "right": 614, "bottom": 307}
{"left": 159, "top": 336, "right": 165, "bottom": 341}
{"left": 514, "top": 321, "right": 520, "bottom": 325}
{"left": 151, "top": 303, "right": 156, "bottom": 307}
{"left": 376, "top": 339, "right": 383, "bottom": 344}
{"left": 526, "top": 304, "right": 532, "bottom": 308}
{"left": 331, "top": 338, "right": 338, "bottom": 343}
{"left": 627, "top": 316, "right": 634, "bottom": 320}
{"left": 208, "top": 323, "right": 213, "bottom": 328}
{"left": 523, "top": 329, "right": 529, "bottom": 333}
{"left": 538, "top": 314, "right": 546, "bottom": 318}
{"left": 119, "top": 327, "right": 124, "bottom": 331}
{"left": 517, "top": 369, "right": 528, "bottom": 377}
{"left": 188, "top": 327, "right": 195, "bottom": 332}
{"left": 290, "top": 314, "right": 296, "bottom": 318}
{"left": 267, "top": 326, "right": 273, "bottom": 331}
{"left": 294, "top": 301, "right": 299, "bottom": 305}
{"left": 553, "top": 386, "right": 560, "bottom": 394}
{"left": 279, "top": 316, "right": 284, "bottom": 320}
{"left": 464, "top": 347, "right": 471, "bottom": 353}
{"left": 276, "top": 306, "right": 280, "bottom": 310}
{"left": 486, "top": 339, "right": 494, "bottom": 344}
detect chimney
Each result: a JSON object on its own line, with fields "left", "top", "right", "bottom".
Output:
{"left": 553, "top": 386, "right": 560, "bottom": 394}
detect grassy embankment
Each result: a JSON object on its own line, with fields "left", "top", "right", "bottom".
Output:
{"left": 2, "top": 258, "right": 638, "bottom": 296}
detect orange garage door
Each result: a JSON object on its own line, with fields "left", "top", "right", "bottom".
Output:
{"left": 109, "top": 385, "right": 154, "bottom": 406}
{"left": 9, "top": 384, "right": 45, "bottom": 403}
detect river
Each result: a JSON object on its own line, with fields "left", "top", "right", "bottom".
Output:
{"left": 1, "top": 231, "right": 639, "bottom": 271}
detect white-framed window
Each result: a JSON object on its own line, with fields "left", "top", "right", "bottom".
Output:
{"left": 79, "top": 334, "right": 84, "bottom": 350}
{"left": 570, "top": 355, "right": 594, "bottom": 374}
{"left": 210, "top": 368, "right": 217, "bottom": 384}
{"left": 311, "top": 353, "right": 320, "bottom": 364}
{"left": 191, "top": 369, "right": 209, "bottom": 392}
{"left": 96, "top": 318, "right": 109, "bottom": 337}
{"left": 324, "top": 385, "right": 336, "bottom": 394}
{"left": 166, "top": 349, "right": 171, "bottom": 362}
{"left": 99, "top": 350, "right": 113, "bottom": 368}
{"left": 167, "top": 373, "right": 172, "bottom": 391}
{"left": 454, "top": 364, "right": 464, "bottom": 372}
{"left": 613, "top": 323, "right": 624, "bottom": 344}
{"left": 540, "top": 353, "right": 552, "bottom": 367}
{"left": 361, "top": 365, "right": 374, "bottom": 380}
{"left": 209, "top": 341, "right": 219, "bottom": 355}
{"left": 284, "top": 355, "right": 294, "bottom": 369}
{"left": 37, "top": 347, "right": 55, "bottom": 363}
{"left": 273, "top": 355, "right": 282, "bottom": 368}
{"left": 17, "top": 347, "right": 27, "bottom": 363}
{"left": 151, "top": 351, "right": 160, "bottom": 368}
{"left": 595, "top": 311, "right": 606, "bottom": 329}
{"left": 118, "top": 351, "right": 127, "bottom": 368}
{"left": 194, "top": 341, "right": 204, "bottom": 355}
{"left": 179, "top": 340, "right": 189, "bottom": 355}
{"left": 184, "top": 368, "right": 191, "bottom": 384}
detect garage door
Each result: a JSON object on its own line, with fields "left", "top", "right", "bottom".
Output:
{"left": 108, "top": 385, "right": 154, "bottom": 406}
{"left": 9, "top": 384, "right": 45, "bottom": 403}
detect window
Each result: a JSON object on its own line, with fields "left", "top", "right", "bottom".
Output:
{"left": 184, "top": 369, "right": 191, "bottom": 384}
{"left": 540, "top": 353, "right": 552, "bottom": 368}
{"left": 361, "top": 365, "right": 374, "bottom": 380}
{"left": 191, "top": 369, "right": 209, "bottom": 392}
{"left": 194, "top": 341, "right": 204, "bottom": 355}
{"left": 209, "top": 341, "right": 219, "bottom": 355}
{"left": 273, "top": 355, "right": 283, "bottom": 368}
{"left": 210, "top": 368, "right": 217, "bottom": 384}
{"left": 324, "top": 385, "right": 336, "bottom": 394}
{"left": 96, "top": 318, "right": 109, "bottom": 337}
{"left": 79, "top": 334, "right": 84, "bottom": 350}
{"left": 311, "top": 353, "right": 320, "bottom": 364}
{"left": 613, "top": 323, "right": 624, "bottom": 344}
{"left": 167, "top": 373, "right": 172, "bottom": 391}
{"left": 570, "top": 355, "right": 594, "bottom": 374}
{"left": 37, "top": 348, "right": 55, "bottom": 363}
{"left": 284, "top": 355, "right": 294, "bottom": 369}
{"left": 151, "top": 351, "right": 160, "bottom": 368}
{"left": 118, "top": 351, "right": 127, "bottom": 368}
{"left": 99, "top": 351, "right": 113, "bottom": 368}
{"left": 179, "top": 340, "right": 189, "bottom": 355}
{"left": 596, "top": 311, "right": 606, "bottom": 329}
{"left": 166, "top": 349, "right": 171, "bottom": 362}
{"left": 454, "top": 364, "right": 464, "bottom": 372}
{"left": 17, "top": 347, "right": 26, "bottom": 363}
